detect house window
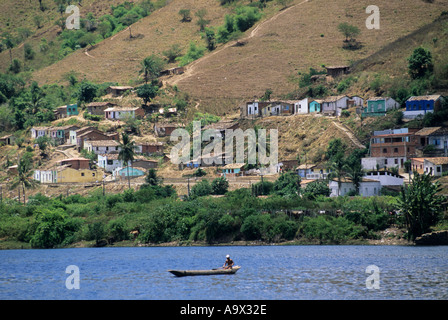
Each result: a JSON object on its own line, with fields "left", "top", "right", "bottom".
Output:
{"left": 92, "top": 173, "right": 95, "bottom": 177}
{"left": 384, "top": 159, "right": 388, "bottom": 165}
{"left": 383, "top": 148, "right": 387, "bottom": 153}
{"left": 81, "top": 172, "right": 85, "bottom": 176}
{"left": 394, "top": 148, "right": 398, "bottom": 153}
{"left": 437, "top": 166, "right": 441, "bottom": 173}
{"left": 394, "top": 159, "right": 398, "bottom": 164}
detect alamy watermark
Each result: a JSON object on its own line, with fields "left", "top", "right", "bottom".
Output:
{"left": 365, "top": 5, "right": 380, "bottom": 30}
{"left": 169, "top": 121, "right": 278, "bottom": 167}
{"left": 65, "top": 5, "right": 80, "bottom": 30}
{"left": 65, "top": 265, "right": 80, "bottom": 290}
{"left": 365, "top": 265, "right": 380, "bottom": 289}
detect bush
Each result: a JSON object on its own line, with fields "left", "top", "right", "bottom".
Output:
{"left": 190, "top": 179, "right": 212, "bottom": 198}
{"left": 30, "top": 208, "right": 82, "bottom": 248}
{"left": 216, "top": 6, "right": 261, "bottom": 43}
{"left": 176, "top": 42, "right": 206, "bottom": 67}
{"left": 211, "top": 177, "right": 229, "bottom": 195}
{"left": 303, "top": 180, "right": 330, "bottom": 200}
{"left": 107, "top": 219, "right": 129, "bottom": 242}
{"left": 299, "top": 215, "right": 364, "bottom": 243}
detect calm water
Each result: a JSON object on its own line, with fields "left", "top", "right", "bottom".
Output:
{"left": 0, "top": 245, "right": 447, "bottom": 300}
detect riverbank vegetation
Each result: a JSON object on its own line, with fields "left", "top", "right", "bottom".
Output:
{"left": 4, "top": 168, "right": 446, "bottom": 249}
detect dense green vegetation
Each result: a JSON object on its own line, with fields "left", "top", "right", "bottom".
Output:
{"left": 0, "top": 183, "right": 405, "bottom": 249}
{"left": 6, "top": 161, "right": 447, "bottom": 249}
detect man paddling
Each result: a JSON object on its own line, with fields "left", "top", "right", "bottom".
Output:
{"left": 223, "top": 255, "right": 234, "bottom": 269}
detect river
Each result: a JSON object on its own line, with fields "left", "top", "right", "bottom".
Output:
{"left": 0, "top": 245, "right": 447, "bottom": 300}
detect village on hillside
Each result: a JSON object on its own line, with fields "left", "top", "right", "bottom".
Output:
{"left": 1, "top": 63, "right": 446, "bottom": 200}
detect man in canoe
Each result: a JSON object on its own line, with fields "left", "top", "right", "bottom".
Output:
{"left": 223, "top": 254, "right": 234, "bottom": 269}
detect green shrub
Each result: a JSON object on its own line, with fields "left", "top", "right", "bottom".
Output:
{"left": 299, "top": 215, "right": 364, "bottom": 243}
{"left": 30, "top": 208, "right": 82, "bottom": 248}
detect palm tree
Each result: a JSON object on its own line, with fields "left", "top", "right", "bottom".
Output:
{"left": 10, "top": 154, "right": 38, "bottom": 204}
{"left": 398, "top": 172, "right": 446, "bottom": 240}
{"left": 118, "top": 133, "right": 136, "bottom": 189}
{"left": 139, "top": 55, "right": 164, "bottom": 84}
{"left": 344, "top": 162, "right": 365, "bottom": 195}
{"left": 328, "top": 154, "right": 346, "bottom": 196}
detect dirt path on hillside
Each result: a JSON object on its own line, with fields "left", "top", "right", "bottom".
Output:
{"left": 332, "top": 120, "right": 365, "bottom": 149}
{"left": 166, "top": 0, "right": 309, "bottom": 87}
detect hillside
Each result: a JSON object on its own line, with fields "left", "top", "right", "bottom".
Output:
{"left": 2, "top": 0, "right": 447, "bottom": 115}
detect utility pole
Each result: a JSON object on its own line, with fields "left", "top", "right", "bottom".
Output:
{"left": 187, "top": 176, "right": 190, "bottom": 198}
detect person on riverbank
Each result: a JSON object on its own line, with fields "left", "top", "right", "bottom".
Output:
{"left": 223, "top": 254, "right": 234, "bottom": 269}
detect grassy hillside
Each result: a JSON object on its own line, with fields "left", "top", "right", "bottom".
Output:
{"left": 166, "top": 0, "right": 448, "bottom": 113}
{"left": 3, "top": 0, "right": 447, "bottom": 115}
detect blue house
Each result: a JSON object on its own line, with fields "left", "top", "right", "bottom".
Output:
{"left": 222, "top": 163, "right": 245, "bottom": 177}
{"left": 309, "top": 99, "right": 322, "bottom": 113}
{"left": 403, "top": 95, "right": 442, "bottom": 119}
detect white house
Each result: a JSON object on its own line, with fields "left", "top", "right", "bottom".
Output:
{"left": 322, "top": 95, "right": 349, "bottom": 116}
{"left": 97, "top": 153, "right": 128, "bottom": 173}
{"left": 31, "top": 127, "right": 49, "bottom": 139}
{"left": 104, "top": 106, "right": 144, "bottom": 120}
{"left": 363, "top": 170, "right": 404, "bottom": 186}
{"left": 329, "top": 179, "right": 382, "bottom": 197}
{"left": 424, "top": 157, "right": 448, "bottom": 177}
{"left": 348, "top": 96, "right": 364, "bottom": 107}
{"left": 294, "top": 98, "right": 309, "bottom": 114}
{"left": 34, "top": 170, "right": 57, "bottom": 183}
{"left": 246, "top": 101, "right": 260, "bottom": 117}
{"left": 84, "top": 140, "right": 121, "bottom": 155}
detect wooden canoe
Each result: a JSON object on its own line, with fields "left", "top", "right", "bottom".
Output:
{"left": 168, "top": 266, "right": 241, "bottom": 277}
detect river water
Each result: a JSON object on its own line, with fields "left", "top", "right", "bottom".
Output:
{"left": 0, "top": 245, "right": 447, "bottom": 300}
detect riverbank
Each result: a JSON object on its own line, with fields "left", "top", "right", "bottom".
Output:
{"left": 0, "top": 226, "right": 413, "bottom": 250}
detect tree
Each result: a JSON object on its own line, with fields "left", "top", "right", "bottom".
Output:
{"left": 10, "top": 152, "right": 37, "bottom": 204}
{"left": 326, "top": 138, "right": 346, "bottom": 162}
{"left": 211, "top": 177, "right": 229, "bottom": 195}
{"left": 162, "top": 44, "right": 182, "bottom": 63}
{"left": 190, "top": 179, "right": 212, "bottom": 198}
{"left": 337, "top": 22, "right": 360, "bottom": 42}
{"left": 33, "top": 15, "right": 44, "bottom": 29}
{"left": 303, "top": 180, "right": 330, "bottom": 200}
{"left": 337, "top": 22, "right": 361, "bottom": 49}
{"left": 35, "top": 135, "right": 51, "bottom": 157}
{"left": 195, "top": 9, "right": 209, "bottom": 31}
{"left": 344, "top": 162, "right": 364, "bottom": 194}
{"left": 24, "top": 43, "right": 35, "bottom": 60}
{"left": 274, "top": 172, "right": 301, "bottom": 197}
{"left": 178, "top": 9, "right": 192, "bottom": 22}
{"left": 76, "top": 81, "right": 98, "bottom": 104}
{"left": 328, "top": 153, "right": 346, "bottom": 196}
{"left": 145, "top": 168, "right": 162, "bottom": 186}
{"left": 78, "top": 32, "right": 97, "bottom": 48}
{"left": 397, "top": 172, "right": 446, "bottom": 240}
{"left": 118, "top": 133, "right": 137, "bottom": 189}
{"left": 140, "top": 55, "right": 165, "bottom": 84}
{"left": 204, "top": 27, "right": 216, "bottom": 51}
{"left": 261, "top": 89, "right": 273, "bottom": 101}
{"left": 408, "top": 47, "right": 434, "bottom": 79}
{"left": 2, "top": 34, "right": 15, "bottom": 64}
{"left": 136, "top": 81, "right": 159, "bottom": 105}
